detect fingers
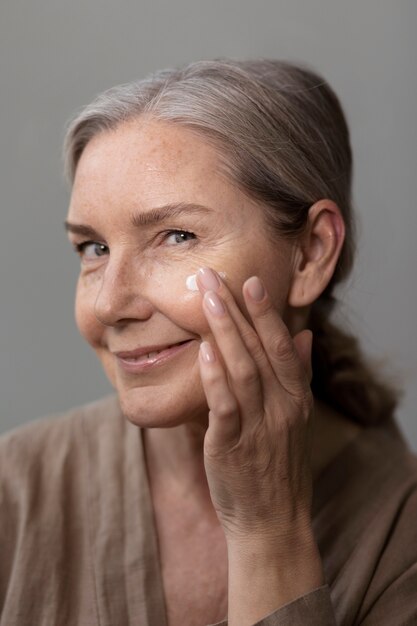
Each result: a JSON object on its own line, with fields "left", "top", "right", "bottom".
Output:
{"left": 199, "top": 341, "right": 241, "bottom": 447}
{"left": 242, "top": 276, "right": 312, "bottom": 401}
{"left": 197, "top": 267, "right": 313, "bottom": 448}
{"left": 197, "top": 268, "right": 312, "bottom": 402}
{"left": 196, "top": 268, "right": 274, "bottom": 382}
{"left": 197, "top": 267, "right": 265, "bottom": 448}
{"left": 199, "top": 290, "right": 264, "bottom": 427}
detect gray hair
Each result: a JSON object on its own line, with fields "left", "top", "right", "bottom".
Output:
{"left": 63, "top": 59, "right": 399, "bottom": 425}
{"left": 64, "top": 59, "right": 354, "bottom": 288}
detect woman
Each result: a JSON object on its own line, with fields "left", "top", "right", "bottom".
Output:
{"left": 1, "top": 59, "right": 416, "bottom": 626}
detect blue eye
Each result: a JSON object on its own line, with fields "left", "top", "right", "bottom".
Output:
{"left": 74, "top": 241, "right": 109, "bottom": 260}
{"left": 164, "top": 230, "right": 196, "bottom": 245}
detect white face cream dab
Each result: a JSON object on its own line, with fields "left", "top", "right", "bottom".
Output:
{"left": 185, "top": 271, "right": 227, "bottom": 292}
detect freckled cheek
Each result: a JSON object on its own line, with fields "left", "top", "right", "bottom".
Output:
{"left": 175, "top": 296, "right": 210, "bottom": 339}
{"left": 149, "top": 274, "right": 211, "bottom": 339}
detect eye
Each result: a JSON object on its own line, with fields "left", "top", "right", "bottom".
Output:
{"left": 74, "top": 241, "right": 109, "bottom": 260}
{"left": 164, "top": 230, "right": 197, "bottom": 246}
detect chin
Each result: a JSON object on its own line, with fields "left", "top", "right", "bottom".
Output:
{"left": 116, "top": 382, "right": 208, "bottom": 429}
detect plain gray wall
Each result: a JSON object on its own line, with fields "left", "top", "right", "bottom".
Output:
{"left": 1, "top": 0, "right": 416, "bottom": 450}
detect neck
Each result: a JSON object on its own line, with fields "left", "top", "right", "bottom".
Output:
{"left": 143, "top": 418, "right": 212, "bottom": 507}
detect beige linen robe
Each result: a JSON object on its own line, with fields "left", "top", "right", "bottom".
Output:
{"left": 0, "top": 395, "right": 416, "bottom": 625}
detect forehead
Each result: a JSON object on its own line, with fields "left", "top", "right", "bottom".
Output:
{"left": 71, "top": 119, "right": 225, "bottom": 205}
{"left": 67, "top": 118, "right": 267, "bottom": 235}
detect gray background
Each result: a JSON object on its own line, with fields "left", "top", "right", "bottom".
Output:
{"left": 1, "top": 0, "right": 416, "bottom": 449}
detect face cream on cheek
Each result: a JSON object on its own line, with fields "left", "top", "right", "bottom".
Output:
{"left": 186, "top": 272, "right": 227, "bottom": 292}
{"left": 185, "top": 274, "right": 198, "bottom": 291}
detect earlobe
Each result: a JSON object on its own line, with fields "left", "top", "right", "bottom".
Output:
{"left": 288, "top": 199, "right": 345, "bottom": 308}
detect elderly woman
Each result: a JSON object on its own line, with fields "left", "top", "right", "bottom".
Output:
{"left": 0, "top": 60, "right": 416, "bottom": 626}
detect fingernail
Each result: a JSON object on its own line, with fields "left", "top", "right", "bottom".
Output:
{"left": 198, "top": 267, "right": 221, "bottom": 292}
{"left": 200, "top": 341, "right": 216, "bottom": 363}
{"left": 246, "top": 276, "right": 265, "bottom": 302}
{"left": 204, "top": 290, "right": 226, "bottom": 316}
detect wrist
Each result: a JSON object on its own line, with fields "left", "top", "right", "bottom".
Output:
{"left": 228, "top": 534, "right": 324, "bottom": 584}
{"left": 226, "top": 525, "right": 325, "bottom": 626}
{"left": 226, "top": 516, "right": 318, "bottom": 562}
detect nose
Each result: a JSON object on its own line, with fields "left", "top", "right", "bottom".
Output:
{"left": 94, "top": 252, "right": 154, "bottom": 327}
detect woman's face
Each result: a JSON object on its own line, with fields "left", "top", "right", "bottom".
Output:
{"left": 66, "top": 119, "right": 297, "bottom": 428}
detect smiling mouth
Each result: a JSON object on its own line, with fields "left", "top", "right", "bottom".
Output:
{"left": 115, "top": 340, "right": 194, "bottom": 372}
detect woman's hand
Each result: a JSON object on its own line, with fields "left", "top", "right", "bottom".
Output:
{"left": 197, "top": 266, "right": 325, "bottom": 625}
{"left": 197, "top": 265, "right": 314, "bottom": 542}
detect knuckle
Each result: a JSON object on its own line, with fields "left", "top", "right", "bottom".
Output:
{"left": 241, "top": 330, "right": 264, "bottom": 360}
{"left": 214, "top": 399, "right": 238, "bottom": 419}
{"left": 232, "top": 360, "right": 258, "bottom": 386}
{"left": 217, "top": 316, "right": 236, "bottom": 336}
{"left": 271, "top": 334, "right": 294, "bottom": 361}
{"left": 204, "top": 366, "right": 222, "bottom": 385}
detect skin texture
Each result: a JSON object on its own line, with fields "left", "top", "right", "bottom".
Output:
{"left": 66, "top": 118, "right": 347, "bottom": 626}
{"left": 68, "top": 118, "right": 299, "bottom": 428}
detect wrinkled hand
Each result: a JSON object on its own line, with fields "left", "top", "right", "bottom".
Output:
{"left": 197, "top": 267, "right": 314, "bottom": 548}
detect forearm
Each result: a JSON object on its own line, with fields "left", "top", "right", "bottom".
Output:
{"left": 227, "top": 527, "right": 325, "bottom": 626}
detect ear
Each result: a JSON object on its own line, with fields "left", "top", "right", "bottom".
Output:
{"left": 288, "top": 199, "right": 345, "bottom": 307}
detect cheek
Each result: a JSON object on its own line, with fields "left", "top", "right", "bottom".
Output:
{"left": 148, "top": 261, "right": 261, "bottom": 337}
{"left": 149, "top": 265, "right": 211, "bottom": 337}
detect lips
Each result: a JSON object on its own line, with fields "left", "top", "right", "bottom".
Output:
{"left": 114, "top": 340, "right": 189, "bottom": 359}
{"left": 121, "top": 349, "right": 165, "bottom": 364}
{"left": 114, "top": 340, "right": 193, "bottom": 372}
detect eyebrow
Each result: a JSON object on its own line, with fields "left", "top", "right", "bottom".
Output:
{"left": 64, "top": 202, "right": 213, "bottom": 238}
